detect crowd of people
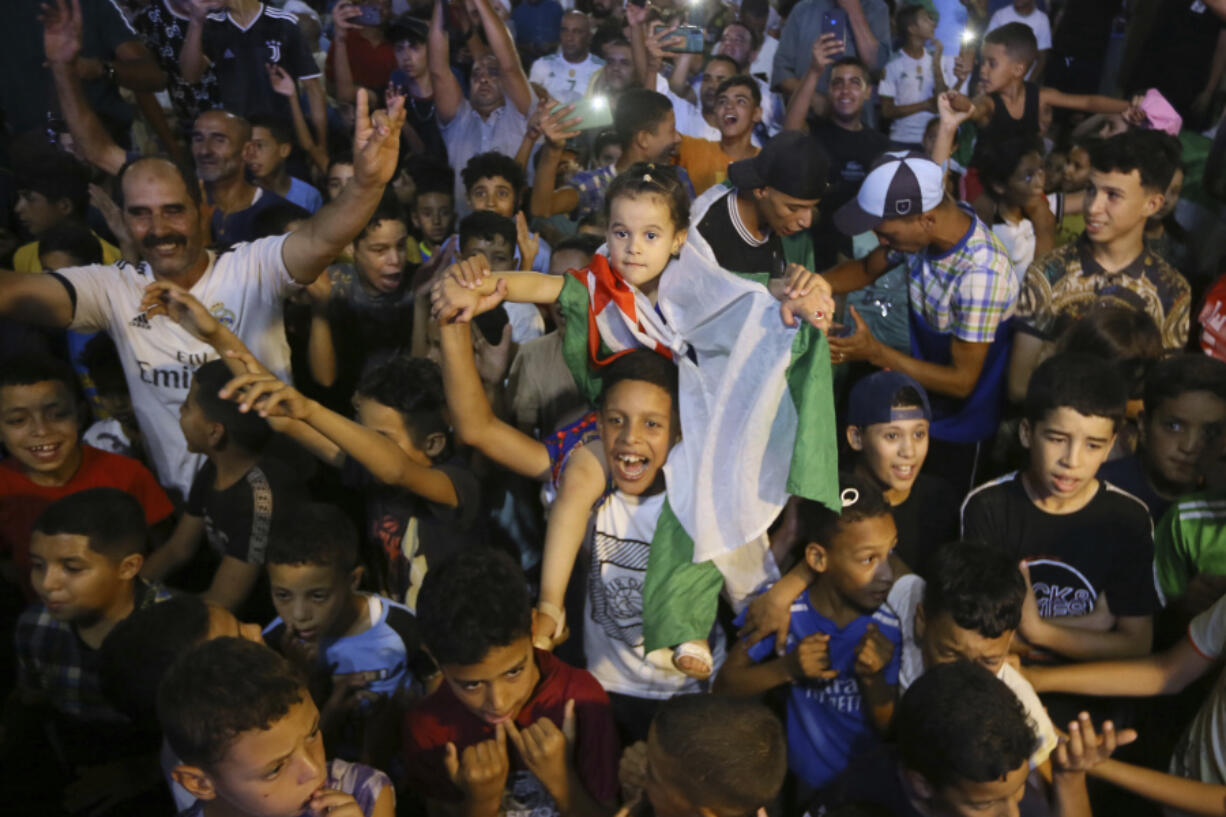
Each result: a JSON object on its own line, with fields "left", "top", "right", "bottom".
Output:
{"left": 3, "top": 0, "right": 1226, "bottom": 814}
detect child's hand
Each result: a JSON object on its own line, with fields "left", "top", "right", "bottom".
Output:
{"left": 444, "top": 724, "right": 511, "bottom": 806}
{"left": 1051, "top": 712, "right": 1137, "bottom": 776}
{"left": 140, "top": 281, "right": 223, "bottom": 341}
{"left": 617, "top": 740, "right": 648, "bottom": 804}
{"left": 791, "top": 632, "right": 839, "bottom": 681}
{"left": 515, "top": 212, "right": 540, "bottom": 271}
{"left": 219, "top": 364, "right": 313, "bottom": 420}
{"left": 539, "top": 101, "right": 581, "bottom": 149}
{"left": 810, "top": 32, "right": 843, "bottom": 74}
{"left": 324, "top": 669, "right": 382, "bottom": 716}
{"left": 505, "top": 700, "right": 576, "bottom": 798}
{"left": 1017, "top": 560, "right": 1049, "bottom": 646}
{"left": 267, "top": 63, "right": 296, "bottom": 97}
{"left": 938, "top": 91, "right": 974, "bottom": 127}
{"left": 431, "top": 267, "right": 508, "bottom": 323}
{"left": 740, "top": 583, "right": 804, "bottom": 657}
{"left": 307, "top": 789, "right": 365, "bottom": 817}
{"left": 853, "top": 623, "right": 894, "bottom": 679}
{"left": 446, "top": 252, "right": 493, "bottom": 288}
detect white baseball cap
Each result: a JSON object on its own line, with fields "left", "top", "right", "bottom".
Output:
{"left": 834, "top": 151, "right": 945, "bottom": 235}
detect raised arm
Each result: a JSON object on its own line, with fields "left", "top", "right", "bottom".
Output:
{"left": 0, "top": 272, "right": 75, "bottom": 327}
{"left": 1024, "top": 635, "right": 1213, "bottom": 698}
{"left": 431, "top": 257, "right": 566, "bottom": 323}
{"left": 819, "top": 245, "right": 893, "bottom": 293}
{"left": 1090, "top": 760, "right": 1226, "bottom": 817}
{"left": 269, "top": 65, "right": 330, "bottom": 174}
{"left": 529, "top": 105, "right": 582, "bottom": 218}
{"left": 328, "top": 2, "right": 362, "bottom": 104}
{"left": 304, "top": 273, "right": 339, "bottom": 387}
{"left": 179, "top": 0, "right": 219, "bottom": 84}
{"left": 1039, "top": 87, "right": 1130, "bottom": 115}
{"left": 428, "top": 0, "right": 464, "bottom": 123}
{"left": 840, "top": 0, "right": 882, "bottom": 70}
{"left": 280, "top": 89, "right": 405, "bottom": 284}
{"left": 301, "top": 77, "right": 329, "bottom": 149}
{"left": 783, "top": 34, "right": 842, "bottom": 131}
{"left": 473, "top": 0, "right": 532, "bottom": 115}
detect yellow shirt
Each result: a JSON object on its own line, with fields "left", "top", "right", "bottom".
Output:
{"left": 677, "top": 135, "right": 758, "bottom": 197}
{"left": 13, "top": 233, "right": 124, "bottom": 272}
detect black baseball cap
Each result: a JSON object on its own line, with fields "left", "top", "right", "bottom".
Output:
{"left": 728, "top": 131, "right": 830, "bottom": 200}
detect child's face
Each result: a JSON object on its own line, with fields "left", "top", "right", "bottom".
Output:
{"left": 1063, "top": 146, "right": 1090, "bottom": 192}
{"left": 715, "top": 83, "right": 761, "bottom": 141}
{"left": 1142, "top": 390, "right": 1226, "bottom": 492}
{"left": 394, "top": 39, "right": 428, "bottom": 77}
{"left": 1085, "top": 168, "right": 1163, "bottom": 246}
{"left": 1001, "top": 151, "right": 1045, "bottom": 208}
{"left": 15, "top": 189, "right": 66, "bottom": 236}
{"left": 927, "top": 761, "right": 1029, "bottom": 817}
{"left": 916, "top": 607, "right": 1014, "bottom": 678}
{"left": 1021, "top": 407, "right": 1116, "bottom": 502}
{"left": 913, "top": 10, "right": 936, "bottom": 40}
{"left": 353, "top": 218, "right": 409, "bottom": 294}
{"left": 178, "top": 381, "right": 216, "bottom": 455}
{"left": 353, "top": 396, "right": 433, "bottom": 466}
{"left": 606, "top": 193, "right": 686, "bottom": 298}
{"left": 29, "top": 531, "right": 139, "bottom": 624}
{"left": 700, "top": 61, "right": 736, "bottom": 112}
{"left": 641, "top": 111, "right": 682, "bottom": 164}
{"left": 460, "top": 234, "right": 515, "bottom": 270}
{"left": 268, "top": 562, "right": 354, "bottom": 642}
{"left": 326, "top": 163, "right": 355, "bottom": 202}
{"left": 978, "top": 43, "right": 1025, "bottom": 94}
{"left": 596, "top": 142, "right": 622, "bottom": 168}
{"left": 807, "top": 513, "right": 898, "bottom": 613}
{"left": 849, "top": 416, "right": 930, "bottom": 498}
{"left": 599, "top": 378, "right": 677, "bottom": 496}
{"left": 412, "top": 192, "right": 455, "bottom": 247}
{"left": 243, "top": 126, "right": 289, "bottom": 181}
{"left": 642, "top": 723, "right": 698, "bottom": 817}
{"left": 198, "top": 697, "right": 328, "bottom": 817}
{"left": 0, "top": 380, "right": 81, "bottom": 481}
{"left": 440, "top": 635, "right": 540, "bottom": 725}
{"left": 1044, "top": 152, "right": 1066, "bottom": 193}
{"left": 467, "top": 175, "right": 517, "bottom": 218}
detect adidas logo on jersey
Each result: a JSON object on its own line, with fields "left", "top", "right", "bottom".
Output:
{"left": 129, "top": 311, "right": 152, "bottom": 329}
{"left": 223, "top": 48, "right": 235, "bottom": 59}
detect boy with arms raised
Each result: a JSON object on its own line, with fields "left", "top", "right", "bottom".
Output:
{"left": 159, "top": 637, "right": 394, "bottom": 817}
{"left": 962, "top": 353, "right": 1157, "bottom": 663}
{"left": 404, "top": 547, "right": 619, "bottom": 817}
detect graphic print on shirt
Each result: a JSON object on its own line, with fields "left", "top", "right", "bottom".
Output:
{"left": 1025, "top": 557, "right": 1097, "bottom": 618}
{"left": 503, "top": 769, "right": 560, "bottom": 817}
{"left": 588, "top": 530, "right": 650, "bottom": 648}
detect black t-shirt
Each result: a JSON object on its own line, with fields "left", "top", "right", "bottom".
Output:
{"left": 342, "top": 454, "right": 485, "bottom": 603}
{"left": 891, "top": 473, "right": 962, "bottom": 578}
{"left": 807, "top": 120, "right": 891, "bottom": 266}
{"left": 210, "top": 188, "right": 291, "bottom": 248}
{"left": 201, "top": 4, "right": 321, "bottom": 121}
{"left": 695, "top": 189, "right": 785, "bottom": 277}
{"left": 961, "top": 472, "right": 1158, "bottom": 620}
{"left": 325, "top": 263, "right": 417, "bottom": 393}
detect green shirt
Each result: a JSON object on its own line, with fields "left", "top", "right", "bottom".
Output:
{"left": 1154, "top": 491, "right": 1226, "bottom": 600}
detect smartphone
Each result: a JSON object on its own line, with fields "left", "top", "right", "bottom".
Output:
{"left": 821, "top": 9, "right": 847, "bottom": 48}
{"left": 551, "top": 95, "right": 615, "bottom": 131}
{"left": 653, "top": 23, "right": 705, "bottom": 53}
{"left": 355, "top": 4, "right": 382, "bottom": 25}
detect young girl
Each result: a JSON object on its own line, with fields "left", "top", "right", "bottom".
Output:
{"left": 975, "top": 135, "right": 1055, "bottom": 278}
{"left": 432, "top": 162, "right": 839, "bottom": 678}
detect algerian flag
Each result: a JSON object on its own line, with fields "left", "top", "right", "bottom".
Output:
{"left": 557, "top": 190, "right": 840, "bottom": 653}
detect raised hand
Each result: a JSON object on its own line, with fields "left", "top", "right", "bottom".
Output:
{"left": 40, "top": 0, "right": 83, "bottom": 65}
{"left": 506, "top": 701, "right": 576, "bottom": 797}
{"left": 140, "top": 281, "right": 223, "bottom": 342}
{"left": 267, "top": 63, "right": 296, "bottom": 97}
{"left": 810, "top": 32, "right": 844, "bottom": 75}
{"left": 791, "top": 632, "right": 839, "bottom": 681}
{"left": 853, "top": 623, "right": 894, "bottom": 678}
{"left": 515, "top": 212, "right": 540, "bottom": 270}
{"left": 444, "top": 724, "right": 511, "bottom": 807}
{"left": 1052, "top": 712, "right": 1137, "bottom": 775}
{"left": 352, "top": 87, "right": 407, "bottom": 189}
{"left": 332, "top": 0, "right": 364, "bottom": 32}
{"left": 539, "top": 102, "right": 582, "bottom": 149}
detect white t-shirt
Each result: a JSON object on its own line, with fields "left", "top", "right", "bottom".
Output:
{"left": 528, "top": 51, "right": 604, "bottom": 104}
{"left": 987, "top": 6, "right": 1052, "bottom": 79}
{"left": 583, "top": 490, "right": 725, "bottom": 699}
{"left": 1170, "top": 595, "right": 1226, "bottom": 805}
{"left": 992, "top": 195, "right": 1058, "bottom": 285}
{"left": 879, "top": 51, "right": 958, "bottom": 144}
{"left": 889, "top": 575, "right": 1059, "bottom": 768}
{"left": 58, "top": 236, "right": 298, "bottom": 497}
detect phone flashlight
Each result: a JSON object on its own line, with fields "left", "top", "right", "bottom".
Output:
{"left": 591, "top": 95, "right": 609, "bottom": 110}
{"left": 960, "top": 27, "right": 977, "bottom": 45}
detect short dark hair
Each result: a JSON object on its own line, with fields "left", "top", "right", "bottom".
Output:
{"left": 0, "top": 353, "right": 79, "bottom": 403}
{"left": 896, "top": 4, "right": 930, "bottom": 36}
{"left": 1053, "top": 305, "right": 1162, "bottom": 400}
{"left": 923, "top": 542, "right": 1025, "bottom": 638}
{"left": 897, "top": 660, "right": 1036, "bottom": 789}
{"left": 461, "top": 151, "right": 526, "bottom": 201}
{"left": 604, "top": 161, "right": 691, "bottom": 233}
{"left": 15, "top": 151, "right": 91, "bottom": 221}
{"left": 250, "top": 200, "right": 311, "bottom": 239}
{"left": 158, "top": 637, "right": 307, "bottom": 768}
{"left": 593, "top": 129, "right": 622, "bottom": 162}
{"left": 555, "top": 233, "right": 604, "bottom": 259}
{"left": 355, "top": 355, "right": 449, "bottom": 450}
{"left": 77, "top": 334, "right": 127, "bottom": 397}
{"left": 38, "top": 220, "right": 103, "bottom": 266}
{"left": 417, "top": 548, "right": 533, "bottom": 666}
{"left": 266, "top": 503, "right": 359, "bottom": 573}
{"left": 598, "top": 348, "right": 679, "bottom": 414}
{"left": 1143, "top": 354, "right": 1226, "bottom": 416}
{"left": 706, "top": 54, "right": 741, "bottom": 75}
{"left": 386, "top": 13, "right": 428, "bottom": 45}
{"left": 716, "top": 74, "right": 762, "bottom": 107}
{"left": 248, "top": 114, "right": 293, "bottom": 145}
{"left": 984, "top": 21, "right": 1038, "bottom": 68}
{"left": 409, "top": 159, "right": 456, "bottom": 202}
{"left": 614, "top": 88, "right": 674, "bottom": 149}
{"left": 100, "top": 594, "right": 213, "bottom": 730}
{"left": 831, "top": 56, "right": 871, "bottom": 82}
{"left": 1089, "top": 129, "right": 1179, "bottom": 193}
{"left": 721, "top": 20, "right": 762, "bottom": 52}
{"left": 355, "top": 190, "right": 408, "bottom": 244}
{"left": 651, "top": 695, "right": 786, "bottom": 817}
{"left": 191, "top": 360, "right": 273, "bottom": 452}
{"left": 795, "top": 471, "right": 891, "bottom": 552}
{"left": 117, "top": 155, "right": 203, "bottom": 208}
{"left": 1023, "top": 352, "right": 1129, "bottom": 430}
{"left": 975, "top": 135, "right": 1044, "bottom": 197}
{"left": 33, "top": 488, "right": 148, "bottom": 561}
{"left": 458, "top": 210, "right": 516, "bottom": 256}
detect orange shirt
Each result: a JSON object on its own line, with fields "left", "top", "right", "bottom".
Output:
{"left": 676, "top": 136, "right": 759, "bottom": 196}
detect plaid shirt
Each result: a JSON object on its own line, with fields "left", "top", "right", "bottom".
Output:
{"left": 1017, "top": 235, "right": 1191, "bottom": 350}
{"left": 887, "top": 204, "right": 1018, "bottom": 343}
{"left": 15, "top": 578, "right": 171, "bottom": 722}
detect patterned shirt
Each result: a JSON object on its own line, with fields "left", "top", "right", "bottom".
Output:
{"left": 570, "top": 163, "right": 618, "bottom": 222}
{"left": 132, "top": 0, "right": 221, "bottom": 126}
{"left": 177, "top": 759, "right": 391, "bottom": 817}
{"left": 16, "top": 578, "right": 171, "bottom": 722}
{"left": 887, "top": 203, "right": 1018, "bottom": 343}
{"left": 1017, "top": 235, "right": 1191, "bottom": 350}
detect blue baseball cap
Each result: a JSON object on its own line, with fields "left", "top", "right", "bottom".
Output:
{"left": 847, "top": 370, "right": 932, "bottom": 427}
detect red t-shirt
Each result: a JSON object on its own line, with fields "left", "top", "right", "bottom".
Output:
{"left": 403, "top": 649, "right": 620, "bottom": 811}
{"left": 325, "top": 30, "right": 397, "bottom": 93}
{"left": 0, "top": 445, "right": 174, "bottom": 598}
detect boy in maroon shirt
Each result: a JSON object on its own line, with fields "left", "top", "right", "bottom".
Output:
{"left": 404, "top": 548, "right": 619, "bottom": 817}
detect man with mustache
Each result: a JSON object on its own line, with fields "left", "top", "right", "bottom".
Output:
{"left": 0, "top": 89, "right": 407, "bottom": 502}
{"left": 193, "top": 109, "right": 292, "bottom": 248}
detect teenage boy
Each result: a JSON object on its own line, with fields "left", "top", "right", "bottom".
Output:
{"left": 1102, "top": 354, "right": 1226, "bottom": 526}
{"left": 986, "top": 0, "right": 1053, "bottom": 81}
{"left": 962, "top": 353, "right": 1157, "bottom": 662}
{"left": 677, "top": 75, "right": 763, "bottom": 195}
{"left": 142, "top": 360, "right": 308, "bottom": 619}
{"left": 823, "top": 152, "right": 1018, "bottom": 494}
{"left": 404, "top": 547, "right": 620, "bottom": 817}
{"left": 263, "top": 503, "right": 432, "bottom": 764}
{"left": 880, "top": 6, "right": 960, "bottom": 149}
{"left": 890, "top": 541, "right": 1059, "bottom": 769}
{"left": 12, "top": 151, "right": 122, "bottom": 273}
{"left": 462, "top": 151, "right": 552, "bottom": 281}
{"left": 0, "top": 355, "right": 173, "bottom": 599}
{"left": 715, "top": 473, "right": 901, "bottom": 792}
{"left": 1011, "top": 130, "right": 1192, "bottom": 391}
{"left": 3, "top": 489, "right": 172, "bottom": 814}
{"left": 244, "top": 114, "right": 324, "bottom": 213}
{"left": 809, "top": 660, "right": 1117, "bottom": 817}
{"left": 159, "top": 637, "right": 395, "bottom": 817}
{"left": 386, "top": 15, "right": 446, "bottom": 161}
{"left": 844, "top": 370, "right": 959, "bottom": 577}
